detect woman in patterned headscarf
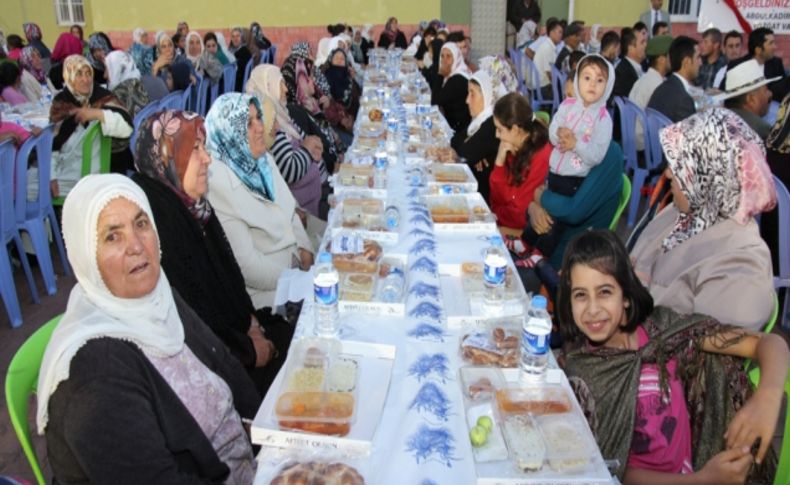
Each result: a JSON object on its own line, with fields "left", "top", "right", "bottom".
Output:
{"left": 86, "top": 32, "right": 114, "bottom": 86}
{"left": 23, "top": 22, "right": 51, "bottom": 71}
{"left": 129, "top": 28, "right": 154, "bottom": 75}
{"left": 233, "top": 22, "right": 272, "bottom": 91}
{"left": 205, "top": 93, "right": 320, "bottom": 308}
{"left": 631, "top": 108, "right": 776, "bottom": 332}
{"left": 17, "top": 46, "right": 46, "bottom": 102}
{"left": 131, "top": 109, "right": 293, "bottom": 395}
{"left": 48, "top": 55, "right": 134, "bottom": 197}
{"left": 105, "top": 50, "right": 149, "bottom": 119}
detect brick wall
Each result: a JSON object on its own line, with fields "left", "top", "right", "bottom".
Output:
{"left": 105, "top": 24, "right": 470, "bottom": 66}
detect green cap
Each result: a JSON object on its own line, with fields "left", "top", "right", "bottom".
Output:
{"left": 646, "top": 35, "right": 673, "bottom": 57}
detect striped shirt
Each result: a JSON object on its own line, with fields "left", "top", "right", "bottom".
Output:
{"left": 269, "top": 130, "right": 312, "bottom": 185}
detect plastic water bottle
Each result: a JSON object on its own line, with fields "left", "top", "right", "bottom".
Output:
{"left": 385, "top": 205, "right": 400, "bottom": 230}
{"left": 314, "top": 252, "right": 339, "bottom": 338}
{"left": 483, "top": 235, "right": 508, "bottom": 315}
{"left": 521, "top": 295, "right": 552, "bottom": 381}
{"left": 374, "top": 148, "right": 388, "bottom": 189}
{"left": 380, "top": 265, "right": 404, "bottom": 303}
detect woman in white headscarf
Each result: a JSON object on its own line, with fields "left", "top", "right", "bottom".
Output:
{"left": 38, "top": 174, "right": 259, "bottom": 484}
{"left": 186, "top": 31, "right": 222, "bottom": 82}
{"left": 105, "top": 50, "right": 150, "bottom": 119}
{"left": 434, "top": 42, "right": 472, "bottom": 150}
{"left": 246, "top": 64, "right": 326, "bottom": 217}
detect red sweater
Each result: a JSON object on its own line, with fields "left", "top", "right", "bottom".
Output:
{"left": 489, "top": 143, "right": 551, "bottom": 230}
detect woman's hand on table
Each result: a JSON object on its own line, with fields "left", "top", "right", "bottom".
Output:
{"left": 528, "top": 201, "right": 553, "bottom": 235}
{"left": 73, "top": 107, "right": 104, "bottom": 124}
{"left": 298, "top": 248, "right": 314, "bottom": 271}
{"left": 247, "top": 322, "right": 276, "bottom": 367}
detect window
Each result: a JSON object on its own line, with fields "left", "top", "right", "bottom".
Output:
{"left": 668, "top": 0, "right": 701, "bottom": 22}
{"left": 54, "top": 0, "right": 85, "bottom": 26}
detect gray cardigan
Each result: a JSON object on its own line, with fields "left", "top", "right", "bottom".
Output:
{"left": 45, "top": 291, "right": 260, "bottom": 485}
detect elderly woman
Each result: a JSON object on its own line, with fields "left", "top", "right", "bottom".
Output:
{"left": 204, "top": 32, "right": 231, "bottom": 66}
{"left": 246, "top": 64, "right": 326, "bottom": 217}
{"left": 38, "top": 174, "right": 258, "bottom": 483}
{"left": 18, "top": 45, "right": 46, "bottom": 103}
{"left": 229, "top": 27, "right": 245, "bottom": 54}
{"left": 49, "top": 55, "right": 133, "bottom": 197}
{"left": 320, "top": 47, "right": 360, "bottom": 118}
{"left": 631, "top": 109, "right": 776, "bottom": 331}
{"left": 206, "top": 93, "right": 321, "bottom": 308}
{"left": 129, "top": 27, "right": 154, "bottom": 75}
{"left": 234, "top": 22, "right": 272, "bottom": 91}
{"left": 105, "top": 50, "right": 150, "bottom": 119}
{"left": 434, "top": 42, "right": 472, "bottom": 148}
{"left": 86, "top": 32, "right": 114, "bottom": 87}
{"left": 152, "top": 31, "right": 192, "bottom": 90}
{"left": 378, "top": 17, "right": 408, "bottom": 49}
{"left": 132, "top": 109, "right": 292, "bottom": 393}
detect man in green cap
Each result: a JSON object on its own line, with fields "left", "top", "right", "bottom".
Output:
{"left": 629, "top": 35, "right": 672, "bottom": 151}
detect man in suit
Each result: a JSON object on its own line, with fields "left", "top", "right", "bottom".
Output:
{"left": 640, "top": 0, "right": 672, "bottom": 37}
{"left": 612, "top": 28, "right": 646, "bottom": 99}
{"left": 648, "top": 36, "right": 700, "bottom": 122}
{"left": 722, "top": 27, "right": 789, "bottom": 102}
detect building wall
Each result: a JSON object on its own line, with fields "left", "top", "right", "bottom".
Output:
{"left": 573, "top": 0, "right": 642, "bottom": 26}
{"left": 1, "top": 0, "right": 95, "bottom": 48}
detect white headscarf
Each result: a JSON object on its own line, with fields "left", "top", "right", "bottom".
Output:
{"left": 185, "top": 31, "right": 204, "bottom": 65}
{"left": 246, "top": 64, "right": 303, "bottom": 143}
{"left": 315, "top": 37, "right": 332, "bottom": 66}
{"left": 361, "top": 24, "right": 373, "bottom": 41}
{"left": 105, "top": 50, "right": 141, "bottom": 90}
{"left": 214, "top": 32, "right": 234, "bottom": 63}
{"left": 36, "top": 174, "right": 185, "bottom": 434}
{"left": 441, "top": 42, "right": 470, "bottom": 86}
{"left": 467, "top": 70, "right": 494, "bottom": 137}
{"left": 132, "top": 28, "right": 146, "bottom": 45}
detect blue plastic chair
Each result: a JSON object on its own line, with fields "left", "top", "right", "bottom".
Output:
{"left": 522, "top": 56, "right": 554, "bottom": 114}
{"left": 549, "top": 64, "right": 566, "bottom": 114}
{"left": 196, "top": 76, "right": 220, "bottom": 116}
{"left": 221, "top": 63, "right": 237, "bottom": 94}
{"left": 160, "top": 90, "right": 184, "bottom": 110}
{"left": 772, "top": 175, "right": 790, "bottom": 331}
{"left": 131, "top": 101, "right": 161, "bottom": 152}
{"left": 243, "top": 58, "right": 255, "bottom": 88}
{"left": 266, "top": 45, "right": 277, "bottom": 65}
{"left": 180, "top": 87, "right": 192, "bottom": 111}
{"left": 14, "top": 125, "right": 70, "bottom": 295}
{"left": 614, "top": 97, "right": 649, "bottom": 226}
{"left": 508, "top": 47, "right": 529, "bottom": 97}
{"left": 0, "top": 141, "right": 39, "bottom": 328}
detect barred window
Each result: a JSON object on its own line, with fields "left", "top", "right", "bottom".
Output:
{"left": 668, "top": 0, "right": 701, "bottom": 22}
{"left": 54, "top": 0, "right": 85, "bottom": 26}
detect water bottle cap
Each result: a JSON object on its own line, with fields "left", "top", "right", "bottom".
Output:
{"left": 318, "top": 251, "right": 332, "bottom": 263}
{"left": 490, "top": 235, "right": 503, "bottom": 245}
{"left": 531, "top": 295, "right": 547, "bottom": 309}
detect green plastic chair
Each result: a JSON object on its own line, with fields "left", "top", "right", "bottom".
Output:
{"left": 52, "top": 122, "right": 111, "bottom": 206}
{"left": 534, "top": 111, "right": 551, "bottom": 126}
{"left": 609, "top": 174, "right": 632, "bottom": 231}
{"left": 5, "top": 314, "right": 62, "bottom": 485}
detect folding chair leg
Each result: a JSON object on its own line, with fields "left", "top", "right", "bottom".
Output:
{"left": 13, "top": 234, "right": 38, "bottom": 304}
{"left": 47, "top": 207, "right": 71, "bottom": 277}
{"left": 22, "top": 222, "right": 57, "bottom": 295}
{"left": 627, "top": 170, "right": 648, "bottom": 227}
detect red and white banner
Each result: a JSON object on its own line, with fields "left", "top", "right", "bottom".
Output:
{"left": 699, "top": 0, "right": 790, "bottom": 34}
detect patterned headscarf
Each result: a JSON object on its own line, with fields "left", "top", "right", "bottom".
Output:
{"left": 291, "top": 41, "right": 310, "bottom": 60}
{"left": 51, "top": 32, "right": 83, "bottom": 63}
{"left": 205, "top": 93, "right": 276, "bottom": 201}
{"left": 477, "top": 55, "right": 519, "bottom": 101}
{"left": 62, "top": 54, "right": 94, "bottom": 105}
{"left": 19, "top": 46, "right": 46, "bottom": 83}
{"left": 767, "top": 93, "right": 790, "bottom": 155}
{"left": 130, "top": 28, "right": 154, "bottom": 75}
{"left": 660, "top": 108, "right": 777, "bottom": 252}
{"left": 105, "top": 50, "right": 141, "bottom": 91}
{"left": 23, "top": 22, "right": 51, "bottom": 59}
{"left": 246, "top": 64, "right": 303, "bottom": 143}
{"left": 87, "top": 33, "right": 112, "bottom": 71}
{"left": 135, "top": 110, "right": 213, "bottom": 226}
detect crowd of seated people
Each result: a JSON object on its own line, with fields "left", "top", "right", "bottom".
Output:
{"left": 0, "top": 9, "right": 788, "bottom": 484}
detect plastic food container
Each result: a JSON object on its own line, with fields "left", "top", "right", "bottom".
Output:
{"left": 494, "top": 386, "right": 573, "bottom": 416}
{"left": 275, "top": 391, "right": 356, "bottom": 436}
{"left": 460, "top": 262, "right": 519, "bottom": 300}
{"left": 431, "top": 164, "right": 469, "bottom": 183}
{"left": 337, "top": 164, "right": 374, "bottom": 188}
{"left": 460, "top": 321, "right": 521, "bottom": 368}
{"left": 424, "top": 196, "right": 471, "bottom": 223}
{"left": 459, "top": 366, "right": 506, "bottom": 401}
{"left": 502, "top": 413, "right": 546, "bottom": 472}
{"left": 339, "top": 273, "right": 376, "bottom": 302}
{"left": 537, "top": 413, "right": 596, "bottom": 473}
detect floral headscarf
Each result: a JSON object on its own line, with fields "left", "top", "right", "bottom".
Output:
{"left": 660, "top": 108, "right": 777, "bottom": 252}
{"left": 205, "top": 93, "right": 276, "bottom": 201}
{"left": 51, "top": 32, "right": 83, "bottom": 63}
{"left": 135, "top": 110, "right": 213, "bottom": 226}
{"left": 105, "top": 50, "right": 141, "bottom": 90}
{"left": 20, "top": 46, "right": 46, "bottom": 83}
{"left": 290, "top": 41, "right": 310, "bottom": 61}
{"left": 87, "top": 33, "right": 112, "bottom": 71}
{"left": 130, "top": 28, "right": 154, "bottom": 75}
{"left": 477, "top": 55, "right": 519, "bottom": 101}
{"left": 23, "top": 22, "right": 51, "bottom": 59}
{"left": 62, "top": 54, "right": 94, "bottom": 105}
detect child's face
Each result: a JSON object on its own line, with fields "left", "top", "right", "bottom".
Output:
{"left": 577, "top": 64, "right": 607, "bottom": 106}
{"left": 570, "top": 264, "right": 630, "bottom": 348}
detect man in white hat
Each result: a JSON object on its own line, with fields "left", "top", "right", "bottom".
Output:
{"left": 718, "top": 59, "right": 779, "bottom": 139}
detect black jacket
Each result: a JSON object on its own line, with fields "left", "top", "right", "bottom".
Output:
{"left": 434, "top": 74, "right": 472, "bottom": 147}
{"left": 132, "top": 173, "right": 292, "bottom": 394}
{"left": 612, "top": 57, "right": 641, "bottom": 100}
{"left": 457, "top": 116, "right": 499, "bottom": 202}
{"left": 46, "top": 292, "right": 260, "bottom": 485}
{"left": 647, "top": 74, "right": 696, "bottom": 123}
{"left": 378, "top": 31, "right": 407, "bottom": 50}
